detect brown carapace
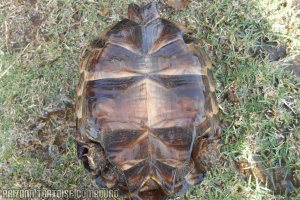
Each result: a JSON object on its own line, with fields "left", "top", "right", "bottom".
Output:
{"left": 76, "top": 2, "right": 221, "bottom": 199}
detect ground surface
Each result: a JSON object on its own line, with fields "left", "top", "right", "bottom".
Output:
{"left": 0, "top": 0, "right": 299, "bottom": 199}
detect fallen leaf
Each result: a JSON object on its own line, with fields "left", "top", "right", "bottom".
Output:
{"left": 100, "top": 7, "right": 110, "bottom": 17}
{"left": 166, "top": 0, "right": 191, "bottom": 10}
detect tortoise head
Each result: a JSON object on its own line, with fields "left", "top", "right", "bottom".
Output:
{"left": 128, "top": 2, "right": 159, "bottom": 24}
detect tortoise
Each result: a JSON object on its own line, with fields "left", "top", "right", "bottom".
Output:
{"left": 76, "top": 2, "right": 221, "bottom": 199}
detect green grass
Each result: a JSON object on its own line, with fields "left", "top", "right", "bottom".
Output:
{"left": 0, "top": 0, "right": 299, "bottom": 199}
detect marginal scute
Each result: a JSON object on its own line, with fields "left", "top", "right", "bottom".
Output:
{"left": 128, "top": 2, "right": 159, "bottom": 24}
{"left": 76, "top": 95, "right": 83, "bottom": 118}
{"left": 186, "top": 43, "right": 212, "bottom": 69}
{"left": 207, "top": 70, "right": 216, "bottom": 92}
{"left": 76, "top": 74, "right": 85, "bottom": 96}
{"left": 75, "top": 2, "right": 221, "bottom": 199}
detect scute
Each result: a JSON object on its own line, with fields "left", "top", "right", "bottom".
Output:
{"left": 76, "top": 2, "right": 221, "bottom": 199}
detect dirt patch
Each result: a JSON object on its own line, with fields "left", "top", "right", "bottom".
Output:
{"left": 286, "top": 54, "right": 300, "bottom": 77}
{"left": 1, "top": 1, "right": 47, "bottom": 52}
{"left": 16, "top": 102, "right": 75, "bottom": 166}
{"left": 249, "top": 42, "right": 287, "bottom": 62}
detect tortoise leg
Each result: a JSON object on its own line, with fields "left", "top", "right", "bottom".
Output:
{"left": 77, "top": 141, "right": 106, "bottom": 175}
{"left": 192, "top": 128, "right": 222, "bottom": 173}
{"left": 77, "top": 136, "right": 118, "bottom": 188}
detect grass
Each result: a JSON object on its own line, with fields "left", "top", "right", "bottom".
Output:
{"left": 0, "top": 0, "right": 299, "bottom": 199}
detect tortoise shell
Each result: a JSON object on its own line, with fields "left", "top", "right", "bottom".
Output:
{"left": 76, "top": 2, "right": 221, "bottom": 199}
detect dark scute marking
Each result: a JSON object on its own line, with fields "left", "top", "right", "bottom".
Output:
{"left": 149, "top": 128, "right": 193, "bottom": 167}
{"left": 159, "top": 19, "right": 182, "bottom": 39}
{"left": 128, "top": 3, "right": 141, "bottom": 22}
{"left": 131, "top": 25, "right": 143, "bottom": 50}
{"left": 150, "top": 75, "right": 203, "bottom": 89}
{"left": 106, "top": 19, "right": 138, "bottom": 37}
{"left": 104, "top": 129, "right": 144, "bottom": 149}
{"left": 87, "top": 93, "right": 114, "bottom": 105}
{"left": 108, "top": 24, "right": 143, "bottom": 53}
{"left": 151, "top": 39, "right": 186, "bottom": 57}
{"left": 103, "top": 130, "right": 149, "bottom": 166}
{"left": 113, "top": 181, "right": 130, "bottom": 196}
{"left": 153, "top": 160, "right": 176, "bottom": 192}
{"left": 138, "top": 188, "right": 167, "bottom": 200}
{"left": 85, "top": 50, "right": 103, "bottom": 73}
{"left": 151, "top": 126, "right": 193, "bottom": 148}
{"left": 123, "top": 160, "right": 148, "bottom": 192}
{"left": 99, "top": 44, "right": 142, "bottom": 63}
{"left": 86, "top": 76, "right": 143, "bottom": 92}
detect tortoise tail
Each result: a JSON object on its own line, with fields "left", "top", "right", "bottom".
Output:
{"left": 128, "top": 2, "right": 159, "bottom": 24}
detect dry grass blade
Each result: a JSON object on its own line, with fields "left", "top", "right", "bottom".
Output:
{"left": 0, "top": 42, "right": 31, "bottom": 79}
